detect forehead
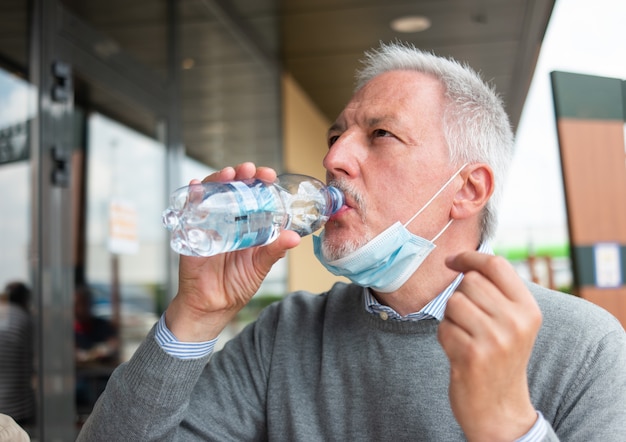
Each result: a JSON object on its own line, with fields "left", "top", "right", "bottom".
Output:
{"left": 336, "top": 70, "right": 445, "bottom": 127}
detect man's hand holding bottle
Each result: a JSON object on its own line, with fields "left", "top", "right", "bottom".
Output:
{"left": 164, "top": 162, "right": 301, "bottom": 342}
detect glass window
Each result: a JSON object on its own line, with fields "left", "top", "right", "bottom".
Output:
{"left": 0, "top": 67, "right": 37, "bottom": 435}
{"left": 84, "top": 112, "right": 166, "bottom": 361}
{"left": 76, "top": 111, "right": 166, "bottom": 419}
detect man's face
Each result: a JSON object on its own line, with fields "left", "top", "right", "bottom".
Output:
{"left": 321, "top": 70, "right": 458, "bottom": 260}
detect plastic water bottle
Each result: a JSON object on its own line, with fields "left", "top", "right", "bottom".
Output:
{"left": 162, "top": 174, "right": 344, "bottom": 257}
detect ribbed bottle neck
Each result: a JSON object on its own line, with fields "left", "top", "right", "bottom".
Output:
{"left": 327, "top": 186, "right": 345, "bottom": 215}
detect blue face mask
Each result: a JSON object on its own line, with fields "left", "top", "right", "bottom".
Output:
{"left": 313, "top": 165, "right": 466, "bottom": 293}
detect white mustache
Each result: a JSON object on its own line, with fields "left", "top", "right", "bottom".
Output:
{"left": 327, "top": 177, "right": 365, "bottom": 219}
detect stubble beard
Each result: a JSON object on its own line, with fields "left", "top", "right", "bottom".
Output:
{"left": 320, "top": 177, "right": 372, "bottom": 261}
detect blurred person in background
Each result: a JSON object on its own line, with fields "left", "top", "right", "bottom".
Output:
{"left": 0, "top": 281, "right": 35, "bottom": 427}
{"left": 74, "top": 283, "right": 119, "bottom": 413}
{"left": 0, "top": 413, "right": 29, "bottom": 442}
{"left": 74, "top": 284, "right": 119, "bottom": 365}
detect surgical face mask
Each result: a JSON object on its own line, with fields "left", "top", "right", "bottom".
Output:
{"left": 313, "top": 164, "right": 466, "bottom": 293}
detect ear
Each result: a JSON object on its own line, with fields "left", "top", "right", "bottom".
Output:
{"left": 450, "top": 163, "right": 494, "bottom": 220}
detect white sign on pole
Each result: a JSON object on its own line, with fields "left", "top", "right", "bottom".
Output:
{"left": 108, "top": 199, "right": 139, "bottom": 255}
{"left": 593, "top": 242, "right": 622, "bottom": 288}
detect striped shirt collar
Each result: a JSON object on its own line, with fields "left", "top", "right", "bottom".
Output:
{"left": 365, "top": 242, "right": 492, "bottom": 322}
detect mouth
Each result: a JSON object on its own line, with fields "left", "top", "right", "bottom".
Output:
{"left": 328, "top": 197, "right": 356, "bottom": 222}
{"left": 329, "top": 205, "right": 349, "bottom": 221}
{"left": 326, "top": 178, "right": 361, "bottom": 222}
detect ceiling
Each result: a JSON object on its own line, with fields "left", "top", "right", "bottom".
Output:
{"left": 0, "top": 0, "right": 556, "bottom": 170}
{"left": 279, "top": 0, "right": 555, "bottom": 130}
{"left": 177, "top": 0, "right": 556, "bottom": 168}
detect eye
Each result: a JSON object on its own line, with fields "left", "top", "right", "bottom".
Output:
{"left": 328, "top": 134, "right": 340, "bottom": 147}
{"left": 372, "top": 128, "right": 394, "bottom": 138}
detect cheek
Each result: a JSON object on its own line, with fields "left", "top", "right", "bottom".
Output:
{"left": 361, "top": 154, "right": 428, "bottom": 222}
{"left": 369, "top": 180, "right": 413, "bottom": 220}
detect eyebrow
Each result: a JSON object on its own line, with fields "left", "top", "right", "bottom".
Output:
{"left": 327, "top": 122, "right": 343, "bottom": 136}
{"left": 327, "top": 115, "right": 393, "bottom": 134}
{"left": 366, "top": 114, "right": 398, "bottom": 126}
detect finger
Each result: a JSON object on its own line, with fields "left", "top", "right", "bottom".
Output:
{"left": 186, "top": 182, "right": 205, "bottom": 205}
{"left": 201, "top": 166, "right": 236, "bottom": 184}
{"left": 446, "top": 264, "right": 541, "bottom": 344}
{"left": 438, "top": 313, "right": 474, "bottom": 362}
{"left": 190, "top": 167, "right": 236, "bottom": 207}
{"left": 442, "top": 286, "right": 517, "bottom": 358}
{"left": 237, "top": 163, "right": 278, "bottom": 184}
{"left": 255, "top": 166, "right": 278, "bottom": 183}
{"left": 200, "top": 164, "right": 278, "bottom": 185}
{"left": 443, "top": 288, "right": 494, "bottom": 337}
{"left": 452, "top": 271, "right": 511, "bottom": 318}
{"left": 446, "top": 252, "right": 529, "bottom": 303}
{"left": 233, "top": 162, "right": 257, "bottom": 180}
{"left": 255, "top": 230, "right": 301, "bottom": 270}
{"left": 170, "top": 178, "right": 206, "bottom": 208}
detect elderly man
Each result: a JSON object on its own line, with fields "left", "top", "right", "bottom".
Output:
{"left": 78, "top": 43, "right": 626, "bottom": 441}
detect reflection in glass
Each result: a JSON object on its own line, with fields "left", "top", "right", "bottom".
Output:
{"left": 85, "top": 112, "right": 166, "bottom": 362}
{"left": 0, "top": 68, "right": 36, "bottom": 434}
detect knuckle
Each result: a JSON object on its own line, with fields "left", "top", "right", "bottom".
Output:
{"left": 484, "top": 254, "right": 511, "bottom": 273}
{"left": 462, "top": 341, "right": 490, "bottom": 367}
{"left": 461, "top": 271, "right": 481, "bottom": 284}
{"left": 445, "top": 290, "right": 466, "bottom": 313}
{"left": 529, "top": 305, "right": 544, "bottom": 330}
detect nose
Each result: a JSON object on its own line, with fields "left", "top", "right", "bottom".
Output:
{"left": 322, "top": 132, "right": 361, "bottom": 181}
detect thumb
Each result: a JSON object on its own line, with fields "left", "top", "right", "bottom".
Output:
{"left": 256, "top": 230, "right": 301, "bottom": 269}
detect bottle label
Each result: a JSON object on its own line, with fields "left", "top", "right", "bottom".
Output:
{"left": 229, "top": 181, "right": 260, "bottom": 212}
{"left": 229, "top": 181, "right": 266, "bottom": 249}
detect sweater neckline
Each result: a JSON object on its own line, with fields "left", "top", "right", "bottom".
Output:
{"left": 349, "top": 285, "right": 441, "bottom": 335}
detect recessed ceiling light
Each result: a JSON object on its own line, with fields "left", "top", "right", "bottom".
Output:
{"left": 390, "top": 15, "right": 431, "bottom": 33}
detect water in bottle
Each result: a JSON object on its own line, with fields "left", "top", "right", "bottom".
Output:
{"left": 162, "top": 174, "right": 344, "bottom": 257}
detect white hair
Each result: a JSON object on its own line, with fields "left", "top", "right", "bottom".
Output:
{"left": 355, "top": 42, "right": 515, "bottom": 241}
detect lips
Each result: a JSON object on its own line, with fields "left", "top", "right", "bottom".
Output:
{"left": 329, "top": 201, "right": 352, "bottom": 221}
{"left": 326, "top": 179, "right": 359, "bottom": 220}
{"left": 333, "top": 189, "right": 355, "bottom": 209}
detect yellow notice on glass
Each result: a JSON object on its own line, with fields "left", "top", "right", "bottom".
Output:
{"left": 108, "top": 199, "right": 139, "bottom": 255}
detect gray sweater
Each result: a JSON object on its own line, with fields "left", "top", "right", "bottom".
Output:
{"left": 78, "top": 282, "right": 626, "bottom": 441}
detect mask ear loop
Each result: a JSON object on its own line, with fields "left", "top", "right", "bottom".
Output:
{"left": 431, "top": 219, "right": 454, "bottom": 242}
{"left": 403, "top": 163, "right": 469, "bottom": 229}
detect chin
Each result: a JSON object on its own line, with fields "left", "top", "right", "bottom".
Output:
{"left": 321, "top": 227, "right": 369, "bottom": 261}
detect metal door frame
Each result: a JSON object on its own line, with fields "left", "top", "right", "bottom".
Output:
{"left": 28, "top": 1, "right": 181, "bottom": 439}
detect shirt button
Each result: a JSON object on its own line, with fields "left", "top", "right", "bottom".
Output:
{"left": 379, "top": 311, "right": 389, "bottom": 321}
